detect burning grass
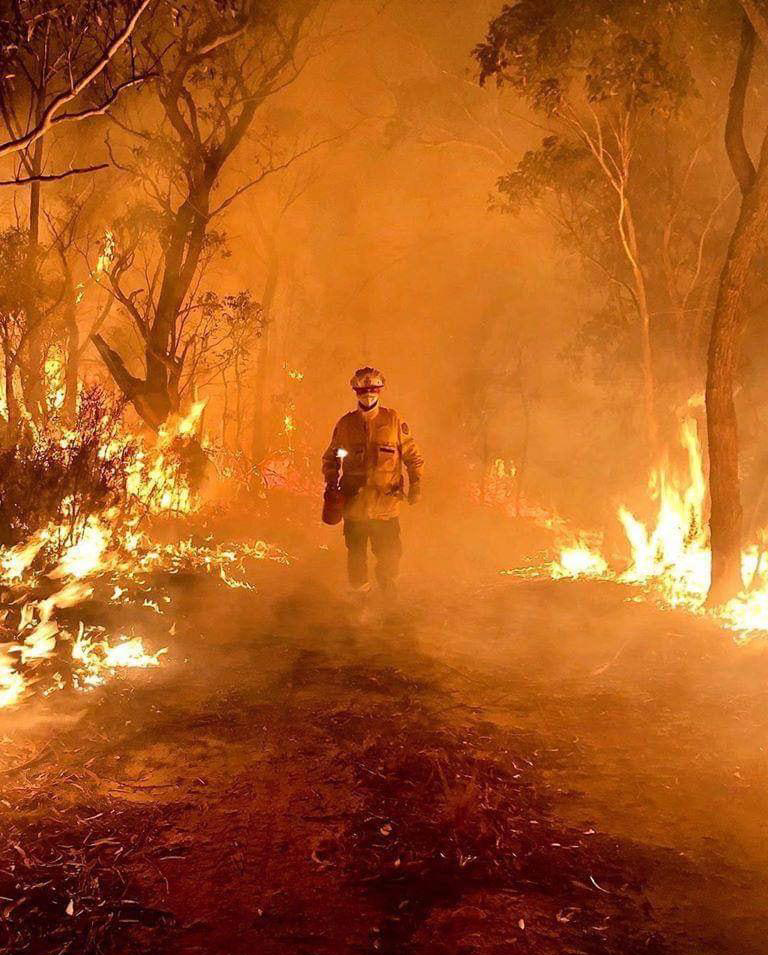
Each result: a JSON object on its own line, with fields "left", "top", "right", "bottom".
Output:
{"left": 0, "top": 389, "right": 290, "bottom": 711}
{"left": 509, "top": 416, "right": 768, "bottom": 642}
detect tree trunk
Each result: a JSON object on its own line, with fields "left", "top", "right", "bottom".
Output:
{"left": 250, "top": 330, "right": 270, "bottom": 461}
{"left": 63, "top": 298, "right": 79, "bottom": 420}
{"left": 4, "top": 352, "right": 18, "bottom": 440}
{"left": 234, "top": 361, "right": 243, "bottom": 451}
{"left": 97, "top": 179, "right": 214, "bottom": 430}
{"left": 250, "top": 239, "right": 279, "bottom": 461}
{"left": 221, "top": 367, "right": 229, "bottom": 449}
{"left": 515, "top": 379, "right": 530, "bottom": 518}
{"left": 23, "top": 133, "right": 45, "bottom": 423}
{"left": 623, "top": 201, "right": 659, "bottom": 453}
{"left": 706, "top": 166, "right": 768, "bottom": 601}
{"left": 705, "top": 12, "right": 768, "bottom": 603}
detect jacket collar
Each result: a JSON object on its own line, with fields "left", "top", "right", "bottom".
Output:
{"left": 357, "top": 404, "right": 380, "bottom": 422}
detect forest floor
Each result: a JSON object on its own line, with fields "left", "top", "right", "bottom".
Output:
{"left": 0, "top": 499, "right": 766, "bottom": 955}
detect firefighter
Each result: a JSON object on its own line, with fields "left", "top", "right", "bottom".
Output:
{"left": 322, "top": 367, "right": 423, "bottom": 594}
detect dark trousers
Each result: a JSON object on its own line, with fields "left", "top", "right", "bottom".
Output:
{"left": 343, "top": 518, "right": 402, "bottom": 588}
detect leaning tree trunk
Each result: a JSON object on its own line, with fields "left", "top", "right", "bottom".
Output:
{"left": 95, "top": 181, "right": 213, "bottom": 431}
{"left": 146, "top": 191, "right": 208, "bottom": 418}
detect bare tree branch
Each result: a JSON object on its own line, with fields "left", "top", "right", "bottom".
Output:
{"left": 0, "top": 163, "right": 109, "bottom": 186}
{"left": 210, "top": 129, "right": 349, "bottom": 217}
{"left": 0, "top": 0, "right": 154, "bottom": 160}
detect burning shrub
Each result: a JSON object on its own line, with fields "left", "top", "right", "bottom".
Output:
{"left": 0, "top": 384, "right": 208, "bottom": 559}
{"left": 0, "top": 386, "right": 136, "bottom": 548}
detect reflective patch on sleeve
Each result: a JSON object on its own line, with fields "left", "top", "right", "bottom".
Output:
{"left": 402, "top": 422, "right": 410, "bottom": 435}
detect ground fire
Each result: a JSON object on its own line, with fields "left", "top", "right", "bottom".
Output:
{"left": 0, "top": 1, "right": 766, "bottom": 954}
{"left": 517, "top": 412, "right": 768, "bottom": 638}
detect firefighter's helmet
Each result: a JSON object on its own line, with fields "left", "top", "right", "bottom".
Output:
{"left": 350, "top": 366, "right": 385, "bottom": 391}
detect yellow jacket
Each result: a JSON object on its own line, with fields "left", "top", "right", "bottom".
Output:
{"left": 322, "top": 406, "right": 423, "bottom": 520}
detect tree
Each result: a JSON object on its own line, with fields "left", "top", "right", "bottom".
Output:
{"left": 92, "top": 0, "right": 321, "bottom": 429}
{"left": 0, "top": 0, "right": 154, "bottom": 420}
{"left": 474, "top": 0, "right": 720, "bottom": 453}
{"left": 706, "top": 3, "right": 768, "bottom": 602}
{"left": 246, "top": 164, "right": 324, "bottom": 460}
{"left": 207, "top": 291, "right": 264, "bottom": 450}
{"left": 0, "top": 226, "right": 58, "bottom": 435}
{"left": 45, "top": 187, "right": 104, "bottom": 420}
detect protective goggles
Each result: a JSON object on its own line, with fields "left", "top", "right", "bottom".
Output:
{"left": 353, "top": 386, "right": 383, "bottom": 394}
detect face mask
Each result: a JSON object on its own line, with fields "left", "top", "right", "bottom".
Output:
{"left": 357, "top": 392, "right": 379, "bottom": 411}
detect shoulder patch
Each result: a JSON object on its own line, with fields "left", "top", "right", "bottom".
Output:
{"left": 402, "top": 422, "right": 410, "bottom": 435}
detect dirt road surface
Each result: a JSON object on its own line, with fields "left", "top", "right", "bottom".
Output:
{"left": 1, "top": 504, "right": 766, "bottom": 954}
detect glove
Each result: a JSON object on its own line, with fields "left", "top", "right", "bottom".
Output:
{"left": 408, "top": 483, "right": 421, "bottom": 506}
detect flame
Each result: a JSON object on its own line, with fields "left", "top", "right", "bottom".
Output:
{"left": 48, "top": 519, "right": 111, "bottom": 580}
{"left": 617, "top": 419, "right": 709, "bottom": 606}
{"left": 95, "top": 230, "right": 115, "bottom": 275}
{"left": 72, "top": 624, "right": 166, "bottom": 688}
{"left": 523, "top": 417, "right": 768, "bottom": 641}
{"left": 0, "top": 524, "right": 289, "bottom": 709}
{"left": 44, "top": 351, "right": 66, "bottom": 413}
{"left": 174, "top": 401, "right": 205, "bottom": 437}
{"left": 0, "top": 530, "right": 49, "bottom": 581}
{"left": 0, "top": 374, "right": 290, "bottom": 710}
{"left": 123, "top": 401, "right": 207, "bottom": 515}
{"left": 551, "top": 540, "right": 608, "bottom": 579}
{"left": 76, "top": 230, "right": 115, "bottom": 304}
{"left": 0, "top": 657, "right": 25, "bottom": 708}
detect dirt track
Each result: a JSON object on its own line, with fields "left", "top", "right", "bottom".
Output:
{"left": 1, "top": 506, "right": 766, "bottom": 954}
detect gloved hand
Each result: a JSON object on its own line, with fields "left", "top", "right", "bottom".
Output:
{"left": 408, "top": 482, "right": 421, "bottom": 506}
